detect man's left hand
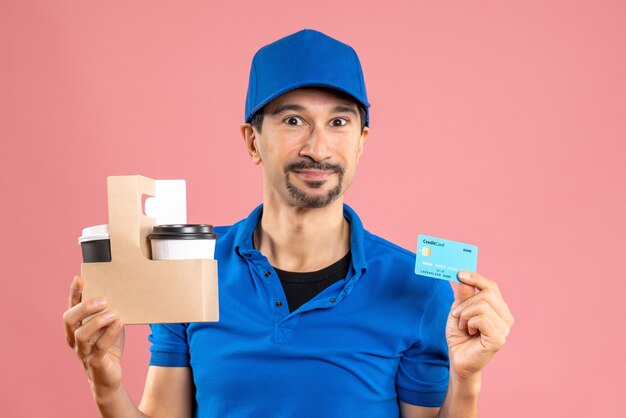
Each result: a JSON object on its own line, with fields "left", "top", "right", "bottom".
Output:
{"left": 446, "top": 271, "right": 514, "bottom": 380}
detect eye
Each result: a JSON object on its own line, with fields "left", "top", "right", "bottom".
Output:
{"left": 331, "top": 118, "right": 348, "bottom": 127}
{"left": 284, "top": 116, "right": 304, "bottom": 126}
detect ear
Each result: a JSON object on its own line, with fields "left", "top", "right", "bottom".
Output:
{"left": 356, "top": 126, "right": 369, "bottom": 162}
{"left": 240, "top": 123, "right": 262, "bottom": 165}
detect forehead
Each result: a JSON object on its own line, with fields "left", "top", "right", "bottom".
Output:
{"left": 264, "top": 87, "right": 358, "bottom": 113}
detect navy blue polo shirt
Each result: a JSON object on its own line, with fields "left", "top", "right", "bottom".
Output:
{"left": 149, "top": 204, "right": 454, "bottom": 417}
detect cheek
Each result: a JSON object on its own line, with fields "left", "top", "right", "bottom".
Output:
{"left": 356, "top": 141, "right": 364, "bottom": 161}
{"left": 344, "top": 143, "right": 363, "bottom": 165}
{"left": 339, "top": 150, "right": 361, "bottom": 181}
{"left": 257, "top": 144, "right": 297, "bottom": 180}
{"left": 259, "top": 134, "right": 303, "bottom": 160}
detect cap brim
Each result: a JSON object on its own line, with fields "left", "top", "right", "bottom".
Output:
{"left": 247, "top": 82, "right": 370, "bottom": 126}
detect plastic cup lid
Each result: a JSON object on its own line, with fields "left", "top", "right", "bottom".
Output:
{"left": 148, "top": 224, "right": 217, "bottom": 240}
{"left": 78, "top": 224, "right": 110, "bottom": 244}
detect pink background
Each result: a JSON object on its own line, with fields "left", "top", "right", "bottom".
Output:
{"left": 1, "top": 1, "right": 625, "bottom": 417}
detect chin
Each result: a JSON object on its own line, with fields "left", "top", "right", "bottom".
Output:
{"left": 286, "top": 182, "right": 343, "bottom": 209}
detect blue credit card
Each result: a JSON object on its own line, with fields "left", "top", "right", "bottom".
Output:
{"left": 415, "top": 234, "right": 478, "bottom": 283}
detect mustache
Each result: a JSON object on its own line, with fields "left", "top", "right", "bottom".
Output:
{"left": 284, "top": 160, "right": 344, "bottom": 175}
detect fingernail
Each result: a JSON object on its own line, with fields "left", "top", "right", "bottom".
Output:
{"left": 93, "top": 298, "right": 107, "bottom": 307}
{"left": 458, "top": 271, "right": 470, "bottom": 280}
{"left": 101, "top": 311, "right": 115, "bottom": 320}
{"left": 452, "top": 306, "right": 462, "bottom": 317}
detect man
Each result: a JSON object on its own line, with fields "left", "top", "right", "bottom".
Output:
{"left": 64, "top": 29, "right": 514, "bottom": 417}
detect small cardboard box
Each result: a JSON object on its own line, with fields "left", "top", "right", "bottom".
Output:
{"left": 81, "top": 175, "right": 219, "bottom": 324}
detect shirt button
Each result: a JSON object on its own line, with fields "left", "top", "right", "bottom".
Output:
{"left": 245, "top": 253, "right": 251, "bottom": 258}
{"left": 264, "top": 271, "right": 271, "bottom": 277}
{"left": 275, "top": 301, "right": 283, "bottom": 307}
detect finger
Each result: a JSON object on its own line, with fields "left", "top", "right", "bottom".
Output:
{"left": 452, "top": 281, "right": 476, "bottom": 307}
{"left": 63, "top": 297, "right": 107, "bottom": 348}
{"left": 456, "top": 300, "right": 510, "bottom": 337}
{"left": 452, "top": 290, "right": 515, "bottom": 327}
{"left": 67, "top": 275, "right": 84, "bottom": 310}
{"left": 452, "top": 281, "right": 514, "bottom": 326}
{"left": 74, "top": 309, "right": 117, "bottom": 358}
{"left": 457, "top": 271, "right": 500, "bottom": 294}
{"left": 466, "top": 314, "right": 506, "bottom": 351}
{"left": 457, "top": 300, "right": 493, "bottom": 332}
{"left": 92, "top": 319, "right": 124, "bottom": 359}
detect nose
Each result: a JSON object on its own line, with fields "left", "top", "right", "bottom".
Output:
{"left": 299, "top": 125, "right": 331, "bottom": 162}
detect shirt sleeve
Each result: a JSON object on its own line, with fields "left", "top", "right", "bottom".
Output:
{"left": 395, "top": 281, "right": 454, "bottom": 407}
{"left": 148, "top": 323, "right": 190, "bottom": 367}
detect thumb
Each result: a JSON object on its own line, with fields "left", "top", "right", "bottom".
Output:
{"left": 452, "top": 280, "right": 476, "bottom": 307}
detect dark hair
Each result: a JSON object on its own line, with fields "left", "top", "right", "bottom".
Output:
{"left": 249, "top": 87, "right": 367, "bottom": 134}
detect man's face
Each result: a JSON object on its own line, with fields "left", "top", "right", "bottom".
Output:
{"left": 244, "top": 88, "right": 369, "bottom": 209}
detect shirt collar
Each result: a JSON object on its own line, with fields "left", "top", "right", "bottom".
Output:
{"left": 234, "top": 203, "right": 368, "bottom": 273}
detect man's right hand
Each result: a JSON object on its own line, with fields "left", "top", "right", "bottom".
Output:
{"left": 63, "top": 275, "right": 193, "bottom": 418}
{"left": 63, "top": 275, "right": 125, "bottom": 402}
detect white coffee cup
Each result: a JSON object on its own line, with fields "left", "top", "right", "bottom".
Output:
{"left": 148, "top": 224, "right": 217, "bottom": 260}
{"left": 78, "top": 224, "right": 111, "bottom": 262}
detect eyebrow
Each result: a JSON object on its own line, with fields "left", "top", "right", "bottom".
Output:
{"left": 271, "top": 104, "right": 306, "bottom": 116}
{"left": 270, "top": 103, "right": 358, "bottom": 117}
{"left": 332, "top": 105, "right": 358, "bottom": 117}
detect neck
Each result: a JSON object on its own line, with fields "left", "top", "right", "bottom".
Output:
{"left": 254, "top": 198, "right": 350, "bottom": 272}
